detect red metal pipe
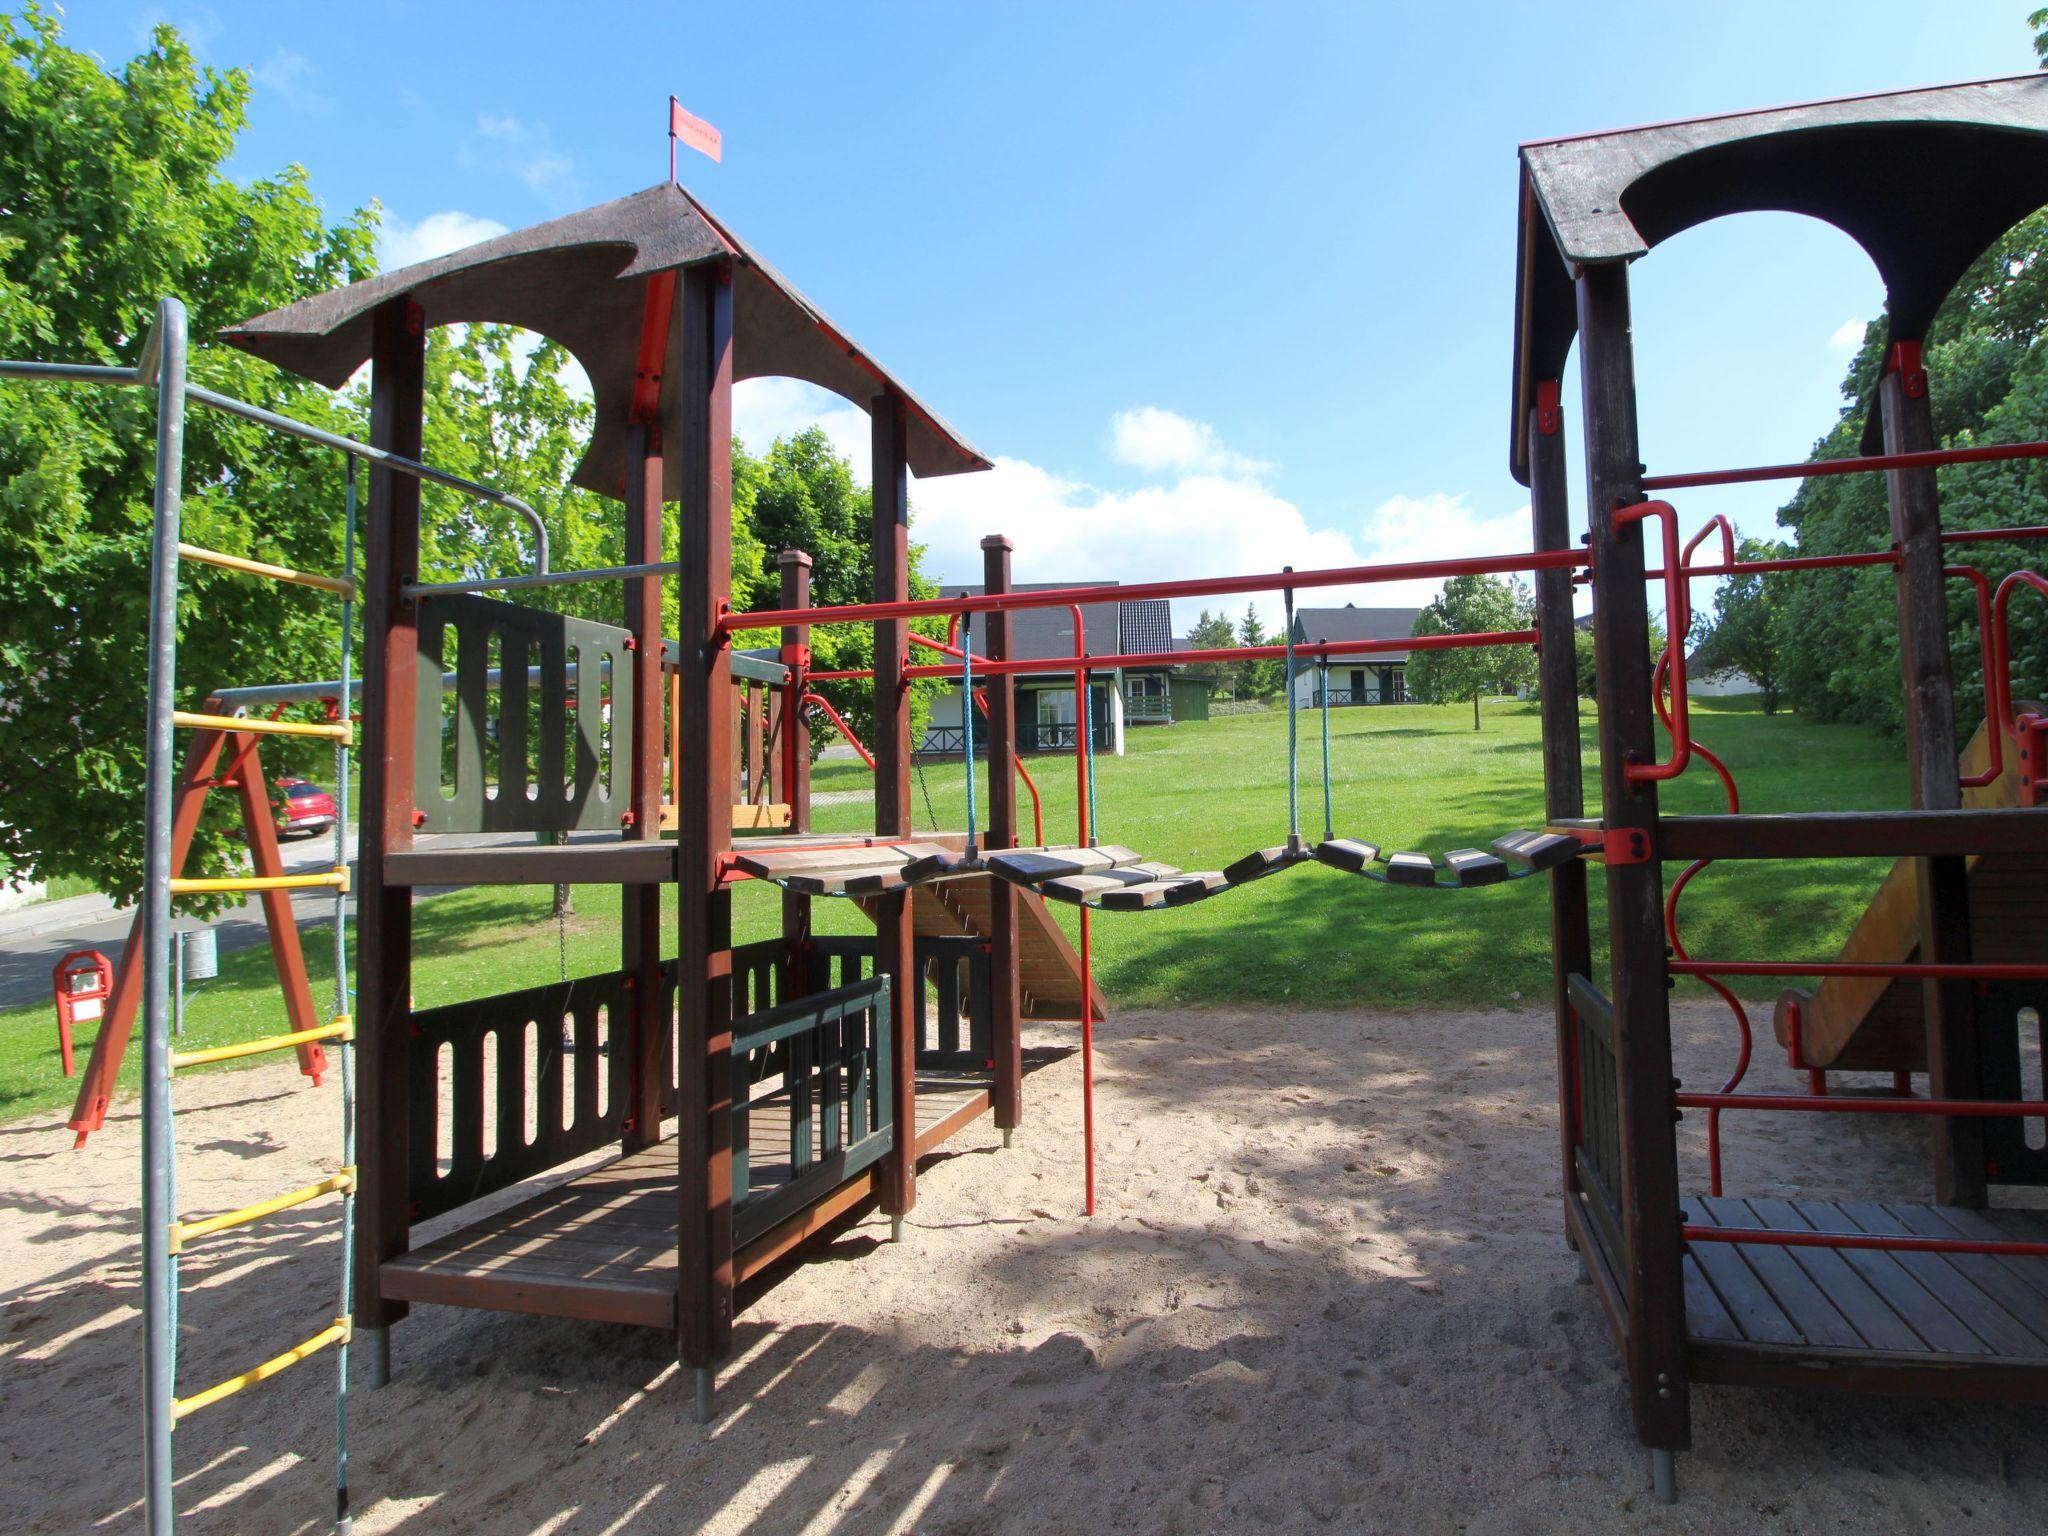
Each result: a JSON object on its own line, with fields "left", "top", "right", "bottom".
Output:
{"left": 1992, "top": 569, "right": 2048, "bottom": 753}
{"left": 724, "top": 549, "right": 1589, "bottom": 633}
{"left": 800, "top": 692, "right": 875, "bottom": 771}
{"left": 1682, "top": 1224, "right": 2048, "bottom": 1258}
{"left": 1677, "top": 1091, "right": 2048, "bottom": 1118}
{"left": 808, "top": 628, "right": 1541, "bottom": 685}
{"left": 1944, "top": 524, "right": 2048, "bottom": 546}
{"left": 1614, "top": 499, "right": 1689, "bottom": 782}
{"left": 1067, "top": 603, "right": 1097, "bottom": 1220}
{"left": 1642, "top": 438, "right": 2048, "bottom": 492}
{"left": 1948, "top": 565, "right": 2004, "bottom": 788}
{"left": 909, "top": 630, "right": 967, "bottom": 661}
{"left": 1672, "top": 959, "right": 2048, "bottom": 980}
{"left": 1637, "top": 549, "right": 1899, "bottom": 581}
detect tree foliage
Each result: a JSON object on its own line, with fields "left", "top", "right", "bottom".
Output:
{"left": 1403, "top": 576, "right": 1536, "bottom": 711}
{"left": 1690, "top": 535, "right": 1791, "bottom": 711}
{"left": 0, "top": 7, "right": 375, "bottom": 903}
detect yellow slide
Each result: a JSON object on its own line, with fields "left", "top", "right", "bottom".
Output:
{"left": 1772, "top": 707, "right": 2048, "bottom": 1071}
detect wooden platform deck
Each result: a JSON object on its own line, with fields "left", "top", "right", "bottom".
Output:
{"left": 382, "top": 1059, "right": 1048, "bottom": 1331}
{"left": 1684, "top": 1195, "right": 2048, "bottom": 1399}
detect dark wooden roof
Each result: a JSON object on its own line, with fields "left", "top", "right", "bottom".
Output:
{"left": 220, "top": 182, "right": 989, "bottom": 497}
{"left": 1510, "top": 73, "right": 2048, "bottom": 484}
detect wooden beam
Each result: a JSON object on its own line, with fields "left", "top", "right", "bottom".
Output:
{"left": 674, "top": 263, "right": 737, "bottom": 1373}
{"left": 1881, "top": 353, "right": 1985, "bottom": 1207}
{"left": 1528, "top": 385, "right": 1593, "bottom": 1246}
{"left": 623, "top": 419, "right": 666, "bottom": 1154}
{"left": 778, "top": 551, "right": 814, "bottom": 996}
{"left": 982, "top": 535, "right": 1024, "bottom": 1134}
{"left": 1659, "top": 809, "right": 2048, "bottom": 861}
{"left": 356, "top": 295, "right": 427, "bottom": 1369}
{"left": 1576, "top": 262, "right": 1690, "bottom": 1456}
{"left": 871, "top": 390, "right": 918, "bottom": 1222}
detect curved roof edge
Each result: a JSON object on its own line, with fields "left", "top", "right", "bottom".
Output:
{"left": 221, "top": 182, "right": 990, "bottom": 495}
{"left": 1509, "top": 73, "right": 2048, "bottom": 484}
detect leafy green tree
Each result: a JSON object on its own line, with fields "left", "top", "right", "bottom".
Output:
{"left": 1184, "top": 607, "right": 1238, "bottom": 685}
{"left": 1236, "top": 603, "right": 1285, "bottom": 697}
{"left": 1690, "top": 535, "right": 1791, "bottom": 711}
{"left": 0, "top": 7, "right": 375, "bottom": 904}
{"left": 1403, "top": 575, "right": 1537, "bottom": 726}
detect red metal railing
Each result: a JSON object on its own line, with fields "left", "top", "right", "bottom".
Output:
{"left": 800, "top": 692, "right": 875, "bottom": 770}
{"left": 1613, "top": 499, "right": 1690, "bottom": 782}
{"left": 1642, "top": 437, "right": 2048, "bottom": 492}
{"left": 1949, "top": 565, "right": 2005, "bottom": 788}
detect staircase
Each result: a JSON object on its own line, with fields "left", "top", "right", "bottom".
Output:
{"left": 898, "top": 875, "right": 1106, "bottom": 1023}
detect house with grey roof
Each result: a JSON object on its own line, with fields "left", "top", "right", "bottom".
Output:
{"left": 919, "top": 585, "right": 1209, "bottom": 756}
{"left": 1286, "top": 604, "right": 1424, "bottom": 707}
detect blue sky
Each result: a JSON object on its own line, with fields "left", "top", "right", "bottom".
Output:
{"left": 75, "top": 2, "right": 2042, "bottom": 627}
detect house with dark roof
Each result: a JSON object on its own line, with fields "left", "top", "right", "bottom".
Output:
{"left": 1287, "top": 604, "right": 1424, "bottom": 706}
{"left": 918, "top": 585, "right": 1209, "bottom": 756}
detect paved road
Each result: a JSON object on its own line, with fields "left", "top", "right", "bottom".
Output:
{"left": 0, "top": 828, "right": 567, "bottom": 1011}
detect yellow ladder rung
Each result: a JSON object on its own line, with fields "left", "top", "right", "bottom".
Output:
{"left": 177, "top": 542, "right": 356, "bottom": 599}
{"left": 170, "top": 1317, "right": 353, "bottom": 1422}
{"left": 171, "top": 1016, "right": 352, "bottom": 1070}
{"left": 171, "top": 868, "right": 349, "bottom": 896}
{"left": 172, "top": 710, "right": 352, "bottom": 744}
{"left": 168, "top": 1168, "right": 356, "bottom": 1253}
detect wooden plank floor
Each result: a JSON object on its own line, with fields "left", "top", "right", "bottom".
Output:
{"left": 1684, "top": 1195, "right": 2048, "bottom": 1398}
{"left": 383, "top": 1053, "right": 1063, "bottom": 1330}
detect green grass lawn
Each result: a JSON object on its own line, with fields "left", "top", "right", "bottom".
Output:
{"left": 0, "top": 696, "right": 1903, "bottom": 1124}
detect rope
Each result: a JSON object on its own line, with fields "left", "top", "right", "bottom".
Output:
{"left": 915, "top": 754, "right": 938, "bottom": 833}
{"left": 960, "top": 614, "right": 978, "bottom": 857}
{"left": 1082, "top": 673, "right": 1098, "bottom": 843}
{"left": 1318, "top": 659, "right": 1333, "bottom": 842}
{"left": 1283, "top": 572, "right": 1299, "bottom": 847}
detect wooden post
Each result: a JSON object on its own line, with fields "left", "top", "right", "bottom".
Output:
{"left": 1575, "top": 263, "right": 1689, "bottom": 1459}
{"left": 982, "top": 535, "right": 1024, "bottom": 1137}
{"left": 779, "top": 551, "right": 813, "bottom": 994}
{"left": 623, "top": 420, "right": 666, "bottom": 1154}
{"left": 674, "top": 263, "right": 736, "bottom": 1409}
{"left": 1528, "top": 383, "right": 1593, "bottom": 1236}
{"left": 872, "top": 390, "right": 918, "bottom": 1229}
{"left": 355, "top": 295, "right": 426, "bottom": 1384}
{"left": 1880, "top": 345, "right": 1985, "bottom": 1207}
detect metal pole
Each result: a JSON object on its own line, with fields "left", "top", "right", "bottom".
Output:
{"left": 1318, "top": 660, "right": 1333, "bottom": 842}
{"left": 140, "top": 296, "right": 188, "bottom": 1536}
{"left": 1283, "top": 573, "right": 1299, "bottom": 847}
{"left": 960, "top": 612, "right": 978, "bottom": 857}
{"left": 334, "top": 454, "right": 358, "bottom": 1531}
{"left": 404, "top": 560, "right": 677, "bottom": 597}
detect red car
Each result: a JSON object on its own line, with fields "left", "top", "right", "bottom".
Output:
{"left": 272, "top": 778, "right": 338, "bottom": 840}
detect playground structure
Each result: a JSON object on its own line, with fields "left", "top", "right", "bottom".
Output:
{"left": 1513, "top": 73, "right": 2048, "bottom": 1501}
{"left": 7, "top": 68, "right": 2048, "bottom": 1536}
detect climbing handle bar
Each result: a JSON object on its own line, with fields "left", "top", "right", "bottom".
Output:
{"left": 176, "top": 543, "right": 356, "bottom": 598}
{"left": 172, "top": 710, "right": 352, "bottom": 743}
{"left": 169, "top": 1317, "right": 353, "bottom": 1422}
{"left": 168, "top": 1168, "right": 356, "bottom": 1253}
{"left": 170, "top": 868, "right": 349, "bottom": 896}
{"left": 171, "top": 1016, "right": 353, "bottom": 1070}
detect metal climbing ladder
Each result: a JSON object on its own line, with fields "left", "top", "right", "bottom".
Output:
{"left": 2, "top": 298, "right": 543, "bottom": 1535}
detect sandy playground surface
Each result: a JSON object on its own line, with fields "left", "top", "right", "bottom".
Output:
{"left": 5, "top": 1000, "right": 2048, "bottom": 1535}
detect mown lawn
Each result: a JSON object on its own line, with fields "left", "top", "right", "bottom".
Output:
{"left": 0, "top": 696, "right": 1902, "bottom": 1123}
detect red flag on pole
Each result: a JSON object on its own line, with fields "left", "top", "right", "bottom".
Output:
{"left": 669, "top": 96, "right": 722, "bottom": 175}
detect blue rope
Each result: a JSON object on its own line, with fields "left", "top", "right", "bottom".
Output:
{"left": 1318, "top": 660, "right": 1333, "bottom": 842}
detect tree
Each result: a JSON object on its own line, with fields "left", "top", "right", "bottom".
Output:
{"left": 1184, "top": 607, "right": 1238, "bottom": 687}
{"left": 0, "top": 8, "right": 376, "bottom": 905}
{"left": 1402, "top": 576, "right": 1537, "bottom": 727}
{"left": 1690, "top": 536, "right": 1791, "bottom": 711}
{"left": 1236, "top": 604, "right": 1285, "bottom": 697}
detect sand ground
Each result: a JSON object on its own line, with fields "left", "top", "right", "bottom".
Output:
{"left": 5, "top": 1001, "right": 2047, "bottom": 1535}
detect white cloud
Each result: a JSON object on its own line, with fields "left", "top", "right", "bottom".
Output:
{"left": 718, "top": 388, "right": 1528, "bottom": 633}
{"left": 462, "top": 114, "right": 576, "bottom": 200}
{"left": 377, "top": 210, "right": 509, "bottom": 271}
{"left": 1829, "top": 317, "right": 1867, "bottom": 351}
{"left": 1110, "top": 405, "right": 1268, "bottom": 478}
{"left": 253, "top": 48, "right": 330, "bottom": 115}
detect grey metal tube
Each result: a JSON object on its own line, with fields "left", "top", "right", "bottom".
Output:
{"left": 186, "top": 384, "right": 548, "bottom": 575}
{"left": 404, "top": 559, "right": 677, "bottom": 597}
{"left": 0, "top": 359, "right": 138, "bottom": 385}
{"left": 140, "top": 298, "right": 187, "bottom": 1536}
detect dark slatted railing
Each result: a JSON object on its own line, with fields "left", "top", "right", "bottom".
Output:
{"left": 731, "top": 974, "right": 894, "bottom": 1245}
{"left": 408, "top": 970, "right": 631, "bottom": 1222}
{"left": 808, "top": 933, "right": 992, "bottom": 1069}
{"left": 413, "top": 591, "right": 635, "bottom": 833}
{"left": 1567, "top": 972, "right": 1627, "bottom": 1271}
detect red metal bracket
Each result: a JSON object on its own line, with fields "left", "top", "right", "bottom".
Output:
{"left": 2019, "top": 714, "right": 2048, "bottom": 808}
{"left": 1885, "top": 340, "right": 1928, "bottom": 400}
{"left": 780, "top": 640, "right": 811, "bottom": 669}
{"left": 1553, "top": 825, "right": 1651, "bottom": 864}
{"left": 1535, "top": 379, "right": 1562, "bottom": 437}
